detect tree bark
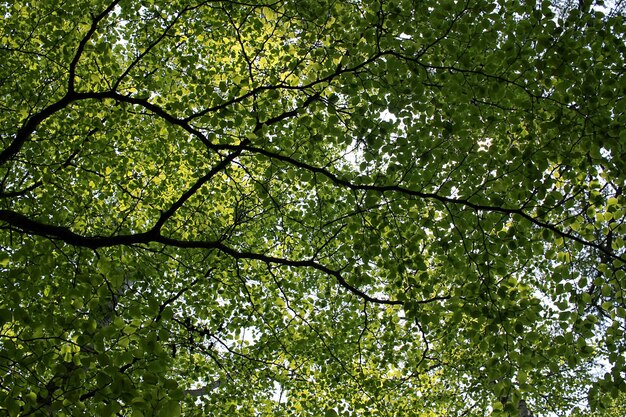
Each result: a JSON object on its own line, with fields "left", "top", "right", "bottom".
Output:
{"left": 518, "top": 399, "right": 533, "bottom": 417}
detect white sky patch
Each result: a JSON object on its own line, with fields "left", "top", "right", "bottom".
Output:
{"left": 477, "top": 137, "right": 492, "bottom": 152}
{"left": 379, "top": 109, "right": 397, "bottom": 122}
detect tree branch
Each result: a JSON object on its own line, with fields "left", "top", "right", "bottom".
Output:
{"left": 0, "top": 209, "right": 402, "bottom": 305}
{"left": 233, "top": 144, "right": 626, "bottom": 264}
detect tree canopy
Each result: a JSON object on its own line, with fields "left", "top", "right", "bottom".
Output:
{"left": 1, "top": 0, "right": 625, "bottom": 415}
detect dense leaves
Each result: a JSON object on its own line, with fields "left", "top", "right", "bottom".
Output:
{"left": 1, "top": 0, "right": 625, "bottom": 415}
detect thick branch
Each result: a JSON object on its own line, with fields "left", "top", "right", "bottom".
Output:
{"left": 68, "top": 0, "right": 123, "bottom": 93}
{"left": 0, "top": 209, "right": 402, "bottom": 305}
{"left": 151, "top": 148, "right": 244, "bottom": 233}
{"left": 0, "top": 95, "right": 75, "bottom": 165}
{"left": 234, "top": 145, "right": 626, "bottom": 264}
{"left": 0, "top": 209, "right": 151, "bottom": 248}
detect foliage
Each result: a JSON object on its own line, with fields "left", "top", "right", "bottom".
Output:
{"left": 1, "top": 0, "right": 625, "bottom": 415}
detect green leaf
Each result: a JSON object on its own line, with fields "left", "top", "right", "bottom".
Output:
{"left": 1, "top": 1, "right": 624, "bottom": 415}
{"left": 157, "top": 400, "right": 181, "bottom": 417}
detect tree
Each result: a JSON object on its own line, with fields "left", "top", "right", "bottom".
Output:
{"left": 0, "top": 0, "right": 625, "bottom": 415}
